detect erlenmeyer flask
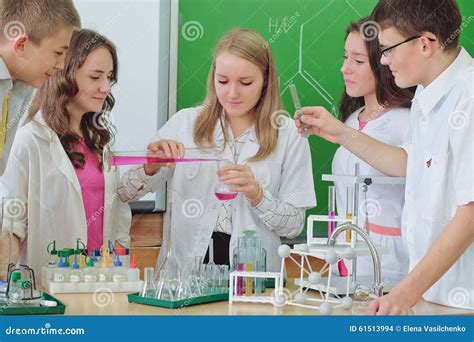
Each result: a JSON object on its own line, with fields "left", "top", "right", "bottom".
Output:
{"left": 176, "top": 269, "right": 193, "bottom": 300}
{"left": 154, "top": 270, "right": 175, "bottom": 301}
{"left": 140, "top": 267, "right": 156, "bottom": 298}
{"left": 214, "top": 159, "right": 237, "bottom": 201}
{"left": 156, "top": 191, "right": 181, "bottom": 275}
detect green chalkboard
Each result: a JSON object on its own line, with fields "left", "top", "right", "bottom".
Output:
{"left": 176, "top": 0, "right": 474, "bottom": 236}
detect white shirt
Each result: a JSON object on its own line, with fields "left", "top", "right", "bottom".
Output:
{"left": 0, "top": 114, "right": 131, "bottom": 282}
{"left": 402, "top": 48, "right": 473, "bottom": 309}
{"left": 214, "top": 126, "right": 251, "bottom": 234}
{"left": 332, "top": 107, "right": 410, "bottom": 280}
{"left": 119, "top": 107, "right": 316, "bottom": 272}
{"left": 0, "top": 57, "right": 36, "bottom": 175}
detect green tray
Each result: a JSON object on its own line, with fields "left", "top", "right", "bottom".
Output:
{"left": 128, "top": 291, "right": 229, "bottom": 309}
{"left": 0, "top": 292, "right": 66, "bottom": 315}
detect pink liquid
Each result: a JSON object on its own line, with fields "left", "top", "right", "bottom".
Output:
{"left": 215, "top": 192, "right": 237, "bottom": 201}
{"left": 328, "top": 210, "right": 335, "bottom": 239}
{"left": 112, "top": 156, "right": 218, "bottom": 166}
{"left": 338, "top": 260, "right": 349, "bottom": 277}
{"left": 236, "top": 263, "right": 244, "bottom": 296}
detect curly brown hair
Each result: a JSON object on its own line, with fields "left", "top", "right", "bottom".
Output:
{"left": 28, "top": 28, "right": 118, "bottom": 169}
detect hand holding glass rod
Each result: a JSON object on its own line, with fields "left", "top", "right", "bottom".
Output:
{"left": 289, "top": 84, "right": 311, "bottom": 138}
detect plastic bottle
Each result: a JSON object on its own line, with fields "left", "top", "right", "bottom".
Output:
{"left": 112, "top": 254, "right": 126, "bottom": 282}
{"left": 114, "top": 247, "right": 130, "bottom": 268}
{"left": 78, "top": 254, "right": 87, "bottom": 269}
{"left": 90, "top": 249, "right": 100, "bottom": 264}
{"left": 53, "top": 255, "right": 70, "bottom": 283}
{"left": 83, "top": 257, "right": 97, "bottom": 283}
{"left": 8, "top": 271, "right": 22, "bottom": 303}
{"left": 18, "top": 280, "right": 32, "bottom": 303}
{"left": 97, "top": 254, "right": 111, "bottom": 282}
{"left": 127, "top": 255, "right": 140, "bottom": 282}
{"left": 60, "top": 248, "right": 74, "bottom": 268}
{"left": 47, "top": 241, "right": 59, "bottom": 268}
{"left": 74, "top": 238, "right": 86, "bottom": 256}
{"left": 69, "top": 255, "right": 82, "bottom": 283}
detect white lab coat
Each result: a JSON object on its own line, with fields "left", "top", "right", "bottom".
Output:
{"left": 332, "top": 107, "right": 410, "bottom": 280}
{"left": 402, "top": 48, "right": 473, "bottom": 309}
{"left": 0, "top": 113, "right": 131, "bottom": 282}
{"left": 119, "top": 107, "right": 316, "bottom": 272}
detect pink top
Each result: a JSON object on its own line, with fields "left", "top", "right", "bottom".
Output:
{"left": 358, "top": 121, "right": 368, "bottom": 131}
{"left": 74, "top": 139, "right": 105, "bottom": 252}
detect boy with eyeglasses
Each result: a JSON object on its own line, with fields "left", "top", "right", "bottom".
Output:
{"left": 295, "top": 0, "right": 473, "bottom": 314}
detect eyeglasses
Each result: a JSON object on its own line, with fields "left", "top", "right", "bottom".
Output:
{"left": 380, "top": 36, "right": 436, "bottom": 57}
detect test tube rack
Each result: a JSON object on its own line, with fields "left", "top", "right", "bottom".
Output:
{"left": 228, "top": 271, "right": 283, "bottom": 306}
{"left": 308, "top": 173, "right": 406, "bottom": 246}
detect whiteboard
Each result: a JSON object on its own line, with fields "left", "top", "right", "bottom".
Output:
{"left": 73, "top": 0, "right": 171, "bottom": 211}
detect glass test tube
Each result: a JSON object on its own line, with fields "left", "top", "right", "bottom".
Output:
{"left": 244, "top": 246, "right": 253, "bottom": 296}
{"left": 345, "top": 185, "right": 354, "bottom": 242}
{"left": 236, "top": 262, "right": 244, "bottom": 296}
{"left": 327, "top": 186, "right": 336, "bottom": 238}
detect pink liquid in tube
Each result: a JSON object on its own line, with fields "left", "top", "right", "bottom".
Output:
{"left": 236, "top": 263, "right": 244, "bottom": 296}
{"left": 112, "top": 156, "right": 218, "bottom": 166}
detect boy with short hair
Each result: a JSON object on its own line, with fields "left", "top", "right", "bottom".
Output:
{"left": 0, "top": 0, "right": 81, "bottom": 174}
{"left": 296, "top": 0, "right": 473, "bottom": 314}
{"left": 0, "top": 0, "right": 81, "bottom": 278}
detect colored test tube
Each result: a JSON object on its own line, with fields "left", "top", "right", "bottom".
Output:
{"left": 236, "top": 263, "right": 244, "bottom": 296}
{"left": 345, "top": 186, "right": 354, "bottom": 242}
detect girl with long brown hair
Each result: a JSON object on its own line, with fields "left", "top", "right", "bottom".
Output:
{"left": 332, "top": 17, "right": 414, "bottom": 281}
{"left": 0, "top": 29, "right": 131, "bottom": 281}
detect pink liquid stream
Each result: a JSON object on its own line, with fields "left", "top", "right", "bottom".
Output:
{"left": 112, "top": 156, "right": 219, "bottom": 166}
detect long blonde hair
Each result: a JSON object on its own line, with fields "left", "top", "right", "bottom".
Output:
{"left": 193, "top": 29, "right": 282, "bottom": 162}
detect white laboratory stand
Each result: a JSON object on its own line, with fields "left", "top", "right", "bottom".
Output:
{"left": 276, "top": 173, "right": 406, "bottom": 314}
